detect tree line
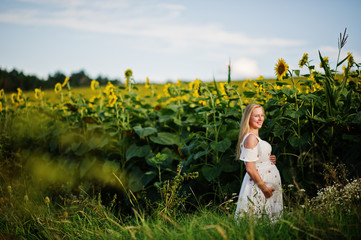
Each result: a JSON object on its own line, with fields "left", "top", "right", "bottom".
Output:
{"left": 0, "top": 68, "right": 121, "bottom": 92}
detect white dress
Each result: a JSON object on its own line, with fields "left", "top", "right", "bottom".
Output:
{"left": 234, "top": 133, "right": 283, "bottom": 219}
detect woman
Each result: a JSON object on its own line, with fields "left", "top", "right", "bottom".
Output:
{"left": 234, "top": 103, "right": 283, "bottom": 220}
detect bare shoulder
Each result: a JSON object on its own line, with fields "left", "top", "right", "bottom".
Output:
{"left": 244, "top": 134, "right": 259, "bottom": 149}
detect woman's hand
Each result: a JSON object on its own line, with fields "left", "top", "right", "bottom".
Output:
{"left": 259, "top": 184, "right": 275, "bottom": 198}
{"left": 270, "top": 154, "right": 276, "bottom": 165}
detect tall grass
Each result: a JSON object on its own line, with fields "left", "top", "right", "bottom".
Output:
{"left": 1, "top": 177, "right": 360, "bottom": 239}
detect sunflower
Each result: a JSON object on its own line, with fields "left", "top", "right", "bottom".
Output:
{"left": 177, "top": 79, "right": 181, "bottom": 87}
{"left": 320, "top": 57, "right": 329, "bottom": 69}
{"left": 145, "top": 77, "right": 150, "bottom": 89}
{"left": 54, "top": 83, "right": 62, "bottom": 93}
{"left": 11, "top": 93, "right": 17, "bottom": 104}
{"left": 219, "top": 83, "right": 227, "bottom": 96}
{"left": 62, "top": 77, "right": 70, "bottom": 87}
{"left": 274, "top": 58, "right": 289, "bottom": 80}
{"left": 104, "top": 81, "right": 114, "bottom": 95}
{"left": 108, "top": 95, "right": 118, "bottom": 107}
{"left": 0, "top": 89, "right": 4, "bottom": 99}
{"left": 125, "top": 69, "right": 133, "bottom": 78}
{"left": 91, "top": 80, "right": 99, "bottom": 91}
{"left": 299, "top": 53, "right": 308, "bottom": 68}
{"left": 0, "top": 102, "right": 3, "bottom": 112}
{"left": 34, "top": 88, "right": 43, "bottom": 100}
{"left": 347, "top": 52, "right": 354, "bottom": 67}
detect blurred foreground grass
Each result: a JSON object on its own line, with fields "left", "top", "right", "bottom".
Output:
{"left": 1, "top": 178, "right": 360, "bottom": 240}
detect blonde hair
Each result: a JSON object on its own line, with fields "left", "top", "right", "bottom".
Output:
{"left": 235, "top": 103, "right": 264, "bottom": 160}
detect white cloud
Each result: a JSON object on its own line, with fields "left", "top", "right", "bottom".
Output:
{"left": 232, "top": 58, "right": 260, "bottom": 78}
{"left": 0, "top": 0, "right": 305, "bottom": 52}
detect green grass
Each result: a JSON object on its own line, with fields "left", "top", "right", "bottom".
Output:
{"left": 1, "top": 180, "right": 360, "bottom": 240}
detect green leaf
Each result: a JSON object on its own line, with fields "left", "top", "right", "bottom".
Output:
{"left": 127, "top": 167, "right": 155, "bottom": 192}
{"left": 194, "top": 148, "right": 209, "bottom": 159}
{"left": 202, "top": 121, "right": 221, "bottom": 128}
{"left": 133, "top": 125, "right": 158, "bottom": 138}
{"left": 126, "top": 144, "right": 151, "bottom": 161}
{"left": 150, "top": 132, "right": 180, "bottom": 145}
{"left": 210, "top": 138, "right": 231, "bottom": 152}
{"left": 299, "top": 93, "right": 320, "bottom": 101}
{"left": 281, "top": 87, "right": 296, "bottom": 97}
{"left": 201, "top": 164, "right": 222, "bottom": 182}
{"left": 243, "top": 91, "right": 257, "bottom": 98}
{"left": 352, "top": 111, "right": 361, "bottom": 124}
{"left": 294, "top": 70, "right": 300, "bottom": 76}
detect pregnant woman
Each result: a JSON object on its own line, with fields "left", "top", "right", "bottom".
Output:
{"left": 234, "top": 103, "right": 283, "bottom": 220}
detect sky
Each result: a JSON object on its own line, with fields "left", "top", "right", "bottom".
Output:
{"left": 0, "top": 0, "right": 360, "bottom": 83}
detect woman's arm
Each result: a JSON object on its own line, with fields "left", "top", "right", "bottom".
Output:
{"left": 245, "top": 162, "right": 275, "bottom": 198}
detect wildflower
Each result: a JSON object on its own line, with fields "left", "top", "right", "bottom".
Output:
{"left": 320, "top": 56, "right": 329, "bottom": 69}
{"left": 0, "top": 89, "right": 4, "bottom": 99}
{"left": 288, "top": 184, "right": 294, "bottom": 188}
{"left": 62, "top": 77, "right": 70, "bottom": 87}
{"left": 54, "top": 83, "right": 62, "bottom": 93}
{"left": 34, "top": 88, "right": 43, "bottom": 100}
{"left": 347, "top": 52, "right": 354, "bottom": 67}
{"left": 125, "top": 69, "right": 133, "bottom": 78}
{"left": 24, "top": 194, "right": 29, "bottom": 202}
{"left": 45, "top": 196, "right": 50, "bottom": 205}
{"left": 91, "top": 80, "right": 99, "bottom": 91}
{"left": 145, "top": 77, "right": 150, "bottom": 89}
{"left": 274, "top": 58, "right": 288, "bottom": 80}
{"left": 299, "top": 53, "right": 308, "bottom": 68}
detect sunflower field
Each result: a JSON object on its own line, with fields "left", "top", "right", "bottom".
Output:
{"left": 1, "top": 33, "right": 361, "bottom": 239}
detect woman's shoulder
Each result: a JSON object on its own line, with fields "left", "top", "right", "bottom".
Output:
{"left": 243, "top": 133, "right": 259, "bottom": 149}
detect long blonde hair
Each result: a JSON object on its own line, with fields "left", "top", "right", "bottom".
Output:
{"left": 235, "top": 103, "right": 264, "bottom": 160}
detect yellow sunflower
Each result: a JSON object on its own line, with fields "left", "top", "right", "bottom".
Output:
{"left": 11, "top": 93, "right": 17, "bottom": 104}
{"left": 54, "top": 83, "right": 62, "bottom": 93}
{"left": 347, "top": 52, "right": 354, "bottom": 67}
{"left": 104, "top": 81, "right": 114, "bottom": 95}
{"left": 299, "top": 53, "right": 308, "bottom": 68}
{"left": 125, "top": 69, "right": 133, "bottom": 78}
{"left": 145, "top": 77, "right": 150, "bottom": 89}
{"left": 219, "top": 83, "right": 226, "bottom": 96}
{"left": 91, "top": 80, "right": 100, "bottom": 91}
{"left": 274, "top": 58, "right": 289, "bottom": 80}
{"left": 34, "top": 88, "right": 43, "bottom": 100}
{"left": 0, "top": 102, "right": 3, "bottom": 112}
{"left": 62, "top": 77, "right": 70, "bottom": 87}
{"left": 108, "top": 95, "right": 118, "bottom": 107}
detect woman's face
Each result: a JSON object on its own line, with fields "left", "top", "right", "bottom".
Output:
{"left": 249, "top": 107, "right": 264, "bottom": 130}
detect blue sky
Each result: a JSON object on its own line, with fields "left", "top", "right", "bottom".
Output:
{"left": 0, "top": 0, "right": 360, "bottom": 83}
